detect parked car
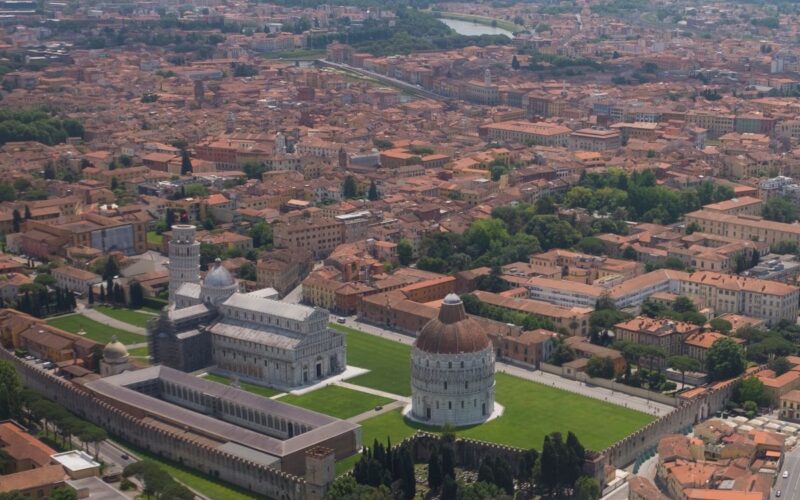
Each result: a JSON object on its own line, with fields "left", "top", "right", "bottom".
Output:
{"left": 782, "top": 471, "right": 789, "bottom": 478}
{"left": 337, "top": 317, "right": 346, "bottom": 324}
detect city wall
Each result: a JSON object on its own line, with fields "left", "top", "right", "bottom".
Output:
{"left": 539, "top": 361, "right": 679, "bottom": 407}
{"left": 1, "top": 349, "right": 308, "bottom": 500}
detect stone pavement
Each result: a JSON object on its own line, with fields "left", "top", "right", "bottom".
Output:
{"left": 336, "top": 381, "right": 411, "bottom": 404}
{"left": 347, "top": 400, "right": 406, "bottom": 424}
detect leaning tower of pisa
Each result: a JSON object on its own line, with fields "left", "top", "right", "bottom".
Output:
{"left": 167, "top": 224, "right": 200, "bottom": 305}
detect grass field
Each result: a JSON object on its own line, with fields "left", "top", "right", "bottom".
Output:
{"left": 95, "top": 305, "right": 153, "bottom": 328}
{"left": 330, "top": 324, "right": 655, "bottom": 474}
{"left": 278, "top": 385, "right": 393, "bottom": 420}
{"left": 203, "top": 373, "right": 281, "bottom": 398}
{"left": 336, "top": 373, "right": 653, "bottom": 452}
{"left": 330, "top": 324, "right": 412, "bottom": 396}
{"left": 128, "top": 346, "right": 149, "bottom": 357}
{"left": 47, "top": 315, "right": 144, "bottom": 345}
{"left": 146, "top": 231, "right": 163, "bottom": 245}
{"left": 113, "top": 439, "right": 260, "bottom": 500}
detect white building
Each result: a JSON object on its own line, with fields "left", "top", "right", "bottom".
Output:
{"left": 410, "top": 294, "right": 495, "bottom": 427}
{"left": 152, "top": 225, "right": 347, "bottom": 390}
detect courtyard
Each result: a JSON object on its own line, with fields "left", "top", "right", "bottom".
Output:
{"left": 47, "top": 314, "right": 144, "bottom": 345}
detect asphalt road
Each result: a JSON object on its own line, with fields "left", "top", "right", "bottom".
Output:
{"left": 774, "top": 447, "right": 800, "bottom": 500}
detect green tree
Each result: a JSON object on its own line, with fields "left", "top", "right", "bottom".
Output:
{"left": 709, "top": 318, "right": 732, "bottom": 333}
{"left": 734, "top": 376, "right": 768, "bottom": 407}
{"left": 706, "top": 337, "right": 746, "bottom": 381}
{"left": 576, "top": 236, "right": 605, "bottom": 255}
{"left": 368, "top": 180, "right": 379, "bottom": 201}
{"left": 180, "top": 149, "right": 193, "bottom": 175}
{"left": 0, "top": 361, "right": 22, "bottom": 420}
{"left": 586, "top": 356, "right": 615, "bottom": 379}
{"left": 0, "top": 183, "right": 16, "bottom": 202}
{"left": 11, "top": 209, "right": 20, "bottom": 232}
{"left": 397, "top": 239, "right": 412, "bottom": 266}
{"left": 103, "top": 256, "right": 120, "bottom": 280}
{"left": 250, "top": 221, "right": 273, "bottom": 249}
{"left": 769, "top": 356, "right": 793, "bottom": 376}
{"left": 128, "top": 281, "right": 144, "bottom": 309}
{"left": 512, "top": 55, "right": 520, "bottom": 70}
{"left": 441, "top": 475, "right": 457, "bottom": 500}
{"left": 49, "top": 486, "right": 77, "bottom": 500}
{"left": 427, "top": 448, "right": 442, "bottom": 491}
{"left": 242, "top": 160, "right": 266, "bottom": 180}
{"left": 184, "top": 183, "right": 208, "bottom": 198}
{"left": 343, "top": 175, "right": 358, "bottom": 198}
{"left": 575, "top": 476, "right": 601, "bottom": 500}
{"left": 668, "top": 355, "right": 701, "bottom": 387}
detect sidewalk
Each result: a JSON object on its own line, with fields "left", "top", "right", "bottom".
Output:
{"left": 336, "top": 381, "right": 411, "bottom": 404}
{"left": 76, "top": 304, "right": 147, "bottom": 335}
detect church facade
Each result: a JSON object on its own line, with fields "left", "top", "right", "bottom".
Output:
{"left": 149, "top": 224, "right": 346, "bottom": 390}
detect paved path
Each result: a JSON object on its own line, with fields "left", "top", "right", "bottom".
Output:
{"left": 336, "top": 381, "right": 411, "bottom": 404}
{"left": 76, "top": 304, "right": 147, "bottom": 335}
{"left": 347, "top": 400, "right": 406, "bottom": 424}
{"left": 342, "top": 317, "right": 672, "bottom": 417}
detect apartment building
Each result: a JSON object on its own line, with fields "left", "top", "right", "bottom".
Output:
{"left": 256, "top": 249, "right": 311, "bottom": 297}
{"left": 529, "top": 249, "right": 643, "bottom": 284}
{"left": 525, "top": 269, "right": 798, "bottom": 325}
{"left": 614, "top": 317, "right": 701, "bottom": 359}
{"left": 52, "top": 265, "right": 102, "bottom": 295}
{"left": 568, "top": 128, "right": 621, "bottom": 152}
{"left": 683, "top": 331, "right": 746, "bottom": 364}
{"left": 273, "top": 217, "right": 344, "bottom": 258}
{"left": 471, "top": 290, "right": 592, "bottom": 336}
{"left": 685, "top": 210, "right": 800, "bottom": 247}
{"left": 701, "top": 196, "right": 763, "bottom": 217}
{"left": 676, "top": 271, "right": 800, "bottom": 325}
{"left": 478, "top": 120, "right": 571, "bottom": 146}
{"left": 685, "top": 111, "right": 735, "bottom": 138}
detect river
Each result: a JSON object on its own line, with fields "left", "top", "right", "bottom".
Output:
{"left": 439, "top": 18, "right": 514, "bottom": 38}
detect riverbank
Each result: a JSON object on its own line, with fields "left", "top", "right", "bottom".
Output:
{"left": 431, "top": 10, "right": 519, "bottom": 33}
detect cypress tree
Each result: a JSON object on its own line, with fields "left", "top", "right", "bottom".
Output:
{"left": 12, "top": 209, "right": 20, "bottom": 232}
{"left": 427, "top": 447, "right": 442, "bottom": 491}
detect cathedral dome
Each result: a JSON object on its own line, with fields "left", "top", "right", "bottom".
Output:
{"left": 415, "top": 294, "right": 491, "bottom": 355}
{"left": 204, "top": 259, "right": 235, "bottom": 288}
{"left": 103, "top": 336, "right": 129, "bottom": 362}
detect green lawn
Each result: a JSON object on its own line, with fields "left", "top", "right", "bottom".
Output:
{"left": 337, "top": 374, "right": 653, "bottom": 453}
{"left": 203, "top": 373, "right": 281, "bottom": 398}
{"left": 128, "top": 346, "right": 149, "bottom": 357}
{"left": 95, "top": 305, "right": 153, "bottom": 328}
{"left": 47, "top": 315, "right": 144, "bottom": 345}
{"left": 146, "top": 231, "right": 163, "bottom": 245}
{"left": 278, "top": 385, "right": 393, "bottom": 420}
{"left": 113, "top": 439, "right": 260, "bottom": 500}
{"left": 330, "top": 324, "right": 412, "bottom": 396}
{"left": 328, "top": 324, "right": 654, "bottom": 474}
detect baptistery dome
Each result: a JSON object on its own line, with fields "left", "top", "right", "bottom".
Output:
{"left": 410, "top": 293, "right": 495, "bottom": 427}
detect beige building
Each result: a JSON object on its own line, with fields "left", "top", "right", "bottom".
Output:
{"left": 568, "top": 128, "right": 621, "bottom": 152}
{"left": 685, "top": 210, "right": 800, "bottom": 247}
{"left": 701, "top": 196, "right": 763, "bottom": 216}
{"left": 52, "top": 265, "right": 102, "bottom": 295}
{"left": 478, "top": 120, "right": 570, "bottom": 146}
{"left": 273, "top": 217, "right": 344, "bottom": 258}
{"left": 614, "top": 317, "right": 701, "bottom": 359}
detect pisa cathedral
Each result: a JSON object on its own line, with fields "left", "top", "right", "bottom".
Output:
{"left": 149, "top": 224, "right": 346, "bottom": 390}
